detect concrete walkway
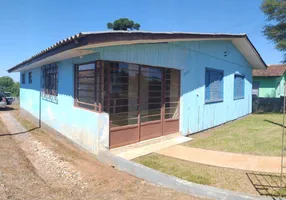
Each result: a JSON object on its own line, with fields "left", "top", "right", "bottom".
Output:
{"left": 157, "top": 145, "right": 283, "bottom": 173}
{"left": 111, "top": 133, "right": 192, "bottom": 160}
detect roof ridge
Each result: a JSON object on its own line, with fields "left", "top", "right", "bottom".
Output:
{"left": 80, "top": 30, "right": 246, "bottom": 36}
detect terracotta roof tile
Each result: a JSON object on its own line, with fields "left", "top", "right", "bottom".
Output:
{"left": 253, "top": 64, "right": 286, "bottom": 77}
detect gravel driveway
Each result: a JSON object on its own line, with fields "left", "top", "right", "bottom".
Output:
{"left": 0, "top": 110, "right": 204, "bottom": 200}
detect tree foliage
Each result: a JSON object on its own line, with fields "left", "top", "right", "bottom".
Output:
{"left": 261, "top": 0, "right": 286, "bottom": 63}
{"left": 107, "top": 18, "right": 141, "bottom": 31}
{"left": 0, "top": 76, "right": 19, "bottom": 97}
{"left": 0, "top": 76, "right": 14, "bottom": 89}
{"left": 10, "top": 82, "right": 20, "bottom": 97}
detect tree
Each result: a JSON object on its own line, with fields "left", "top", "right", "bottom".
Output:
{"left": 0, "top": 76, "right": 19, "bottom": 97}
{"left": 107, "top": 18, "right": 141, "bottom": 31}
{"left": 0, "top": 76, "right": 15, "bottom": 91}
{"left": 261, "top": 0, "right": 286, "bottom": 63}
{"left": 10, "top": 82, "right": 20, "bottom": 97}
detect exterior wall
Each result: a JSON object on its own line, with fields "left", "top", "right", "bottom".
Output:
{"left": 280, "top": 75, "right": 285, "bottom": 96}
{"left": 253, "top": 76, "right": 285, "bottom": 98}
{"left": 95, "top": 40, "right": 252, "bottom": 135}
{"left": 19, "top": 39, "right": 253, "bottom": 152}
{"left": 20, "top": 54, "right": 109, "bottom": 154}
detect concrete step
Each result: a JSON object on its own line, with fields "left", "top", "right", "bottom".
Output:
{"left": 110, "top": 133, "right": 192, "bottom": 160}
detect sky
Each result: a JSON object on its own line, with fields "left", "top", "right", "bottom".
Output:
{"left": 0, "top": 0, "right": 284, "bottom": 82}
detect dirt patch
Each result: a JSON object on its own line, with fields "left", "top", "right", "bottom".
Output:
{"left": 0, "top": 109, "right": 204, "bottom": 200}
{"left": 0, "top": 118, "right": 70, "bottom": 199}
{"left": 1, "top": 113, "right": 87, "bottom": 190}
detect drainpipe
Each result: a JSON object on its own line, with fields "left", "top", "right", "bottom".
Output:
{"left": 39, "top": 69, "right": 42, "bottom": 128}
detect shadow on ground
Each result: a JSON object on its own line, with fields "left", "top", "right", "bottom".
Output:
{"left": 0, "top": 127, "right": 39, "bottom": 137}
{"left": 0, "top": 106, "right": 16, "bottom": 112}
{"left": 247, "top": 173, "right": 286, "bottom": 199}
{"left": 264, "top": 119, "right": 286, "bottom": 128}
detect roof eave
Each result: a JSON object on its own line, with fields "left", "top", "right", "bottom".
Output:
{"left": 8, "top": 31, "right": 267, "bottom": 72}
{"left": 245, "top": 35, "right": 267, "bottom": 69}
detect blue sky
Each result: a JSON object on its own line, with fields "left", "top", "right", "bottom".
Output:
{"left": 0, "top": 0, "right": 283, "bottom": 82}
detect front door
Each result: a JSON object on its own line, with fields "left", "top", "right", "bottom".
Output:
{"left": 139, "top": 66, "right": 163, "bottom": 140}
{"left": 107, "top": 61, "right": 180, "bottom": 149}
{"left": 108, "top": 62, "right": 140, "bottom": 148}
{"left": 163, "top": 68, "right": 180, "bottom": 135}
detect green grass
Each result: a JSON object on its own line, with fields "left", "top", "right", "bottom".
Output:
{"left": 134, "top": 153, "right": 258, "bottom": 194}
{"left": 183, "top": 113, "right": 285, "bottom": 156}
{"left": 135, "top": 153, "right": 286, "bottom": 196}
{"left": 135, "top": 153, "right": 212, "bottom": 185}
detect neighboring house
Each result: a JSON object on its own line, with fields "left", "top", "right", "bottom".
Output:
{"left": 253, "top": 64, "right": 286, "bottom": 98}
{"left": 8, "top": 31, "right": 266, "bottom": 154}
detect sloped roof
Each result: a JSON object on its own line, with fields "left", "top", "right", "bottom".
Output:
{"left": 8, "top": 31, "right": 267, "bottom": 72}
{"left": 253, "top": 64, "right": 286, "bottom": 77}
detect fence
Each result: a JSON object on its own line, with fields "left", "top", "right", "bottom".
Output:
{"left": 252, "top": 95, "right": 284, "bottom": 113}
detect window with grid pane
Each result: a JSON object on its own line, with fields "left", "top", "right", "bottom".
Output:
{"left": 21, "top": 73, "right": 26, "bottom": 84}
{"left": 28, "top": 72, "right": 32, "bottom": 84}
{"left": 75, "top": 61, "right": 104, "bottom": 111}
{"left": 108, "top": 62, "right": 139, "bottom": 127}
{"left": 42, "top": 64, "right": 58, "bottom": 96}
{"left": 234, "top": 74, "right": 245, "bottom": 99}
{"left": 205, "top": 68, "right": 224, "bottom": 103}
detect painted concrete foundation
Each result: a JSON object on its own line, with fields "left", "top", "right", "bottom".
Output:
{"left": 19, "top": 107, "right": 109, "bottom": 156}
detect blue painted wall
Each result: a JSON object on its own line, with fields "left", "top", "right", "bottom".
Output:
{"left": 95, "top": 40, "right": 252, "bottom": 135}
{"left": 20, "top": 53, "right": 109, "bottom": 154}
{"left": 20, "top": 39, "right": 252, "bottom": 153}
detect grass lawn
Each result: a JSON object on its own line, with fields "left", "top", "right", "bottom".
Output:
{"left": 135, "top": 153, "right": 286, "bottom": 197}
{"left": 183, "top": 113, "right": 285, "bottom": 156}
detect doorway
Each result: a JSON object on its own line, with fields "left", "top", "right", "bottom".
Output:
{"left": 105, "top": 61, "right": 180, "bottom": 148}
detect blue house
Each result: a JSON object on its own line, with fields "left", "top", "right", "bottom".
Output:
{"left": 8, "top": 31, "right": 267, "bottom": 154}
